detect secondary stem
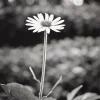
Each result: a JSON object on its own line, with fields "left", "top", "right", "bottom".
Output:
{"left": 39, "top": 30, "right": 48, "bottom": 100}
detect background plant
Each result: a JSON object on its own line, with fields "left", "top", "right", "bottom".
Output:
{"left": 0, "top": 37, "right": 100, "bottom": 100}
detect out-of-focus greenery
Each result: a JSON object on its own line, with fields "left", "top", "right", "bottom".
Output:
{"left": 0, "top": 37, "right": 100, "bottom": 99}
{"left": 0, "top": 0, "right": 100, "bottom": 46}
{"left": 1, "top": 83, "right": 100, "bottom": 100}
{"left": 67, "top": 85, "right": 100, "bottom": 100}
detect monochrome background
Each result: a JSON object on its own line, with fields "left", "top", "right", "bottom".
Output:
{"left": 0, "top": 0, "right": 100, "bottom": 100}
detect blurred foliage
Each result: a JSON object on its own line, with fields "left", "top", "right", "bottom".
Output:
{"left": 1, "top": 84, "right": 100, "bottom": 100}
{"left": 0, "top": 37, "right": 100, "bottom": 99}
{"left": 0, "top": 0, "right": 100, "bottom": 46}
{"left": 67, "top": 85, "right": 100, "bottom": 100}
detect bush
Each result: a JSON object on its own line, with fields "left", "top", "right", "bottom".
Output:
{"left": 0, "top": 37, "right": 100, "bottom": 98}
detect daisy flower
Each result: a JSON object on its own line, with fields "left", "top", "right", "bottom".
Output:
{"left": 26, "top": 13, "right": 65, "bottom": 34}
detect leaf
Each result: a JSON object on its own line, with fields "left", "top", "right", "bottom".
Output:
{"left": 0, "top": 84, "right": 10, "bottom": 95}
{"left": 74, "top": 93, "right": 100, "bottom": 100}
{"left": 84, "top": 96, "right": 100, "bottom": 100}
{"left": 81, "top": 93, "right": 100, "bottom": 100}
{"left": 0, "top": 83, "right": 39, "bottom": 100}
{"left": 45, "top": 76, "right": 62, "bottom": 98}
{"left": 67, "top": 85, "right": 83, "bottom": 100}
{"left": 73, "top": 95, "right": 84, "bottom": 100}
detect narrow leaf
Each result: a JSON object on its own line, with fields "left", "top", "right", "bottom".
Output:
{"left": 74, "top": 93, "right": 99, "bottom": 100}
{"left": 83, "top": 96, "right": 100, "bottom": 100}
{"left": 81, "top": 93, "right": 100, "bottom": 100}
{"left": 67, "top": 85, "right": 83, "bottom": 100}
{"left": 44, "top": 76, "right": 62, "bottom": 98}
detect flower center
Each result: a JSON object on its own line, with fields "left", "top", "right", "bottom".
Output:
{"left": 41, "top": 21, "right": 51, "bottom": 27}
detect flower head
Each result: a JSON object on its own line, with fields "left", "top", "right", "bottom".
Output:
{"left": 26, "top": 13, "right": 65, "bottom": 34}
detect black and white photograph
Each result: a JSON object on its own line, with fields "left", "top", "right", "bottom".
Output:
{"left": 0, "top": 0, "right": 100, "bottom": 100}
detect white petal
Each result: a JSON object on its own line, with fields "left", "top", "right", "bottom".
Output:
{"left": 55, "top": 24, "right": 65, "bottom": 27}
{"left": 33, "top": 28, "right": 39, "bottom": 33}
{"left": 49, "top": 14, "right": 54, "bottom": 21}
{"left": 33, "top": 16, "right": 40, "bottom": 21}
{"left": 52, "top": 17, "right": 61, "bottom": 23}
{"left": 50, "top": 27, "right": 60, "bottom": 32}
{"left": 28, "top": 27, "right": 36, "bottom": 30}
{"left": 51, "top": 24, "right": 65, "bottom": 27}
{"left": 27, "top": 17, "right": 36, "bottom": 22}
{"left": 46, "top": 27, "right": 50, "bottom": 34}
{"left": 57, "top": 27, "right": 64, "bottom": 30}
{"left": 52, "top": 20, "right": 64, "bottom": 25}
{"left": 45, "top": 13, "right": 49, "bottom": 21}
{"left": 50, "top": 26, "right": 64, "bottom": 30}
{"left": 26, "top": 20, "right": 37, "bottom": 24}
{"left": 38, "top": 27, "right": 46, "bottom": 33}
{"left": 25, "top": 23, "right": 34, "bottom": 26}
{"left": 38, "top": 13, "right": 44, "bottom": 21}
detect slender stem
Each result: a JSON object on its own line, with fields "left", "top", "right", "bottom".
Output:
{"left": 39, "top": 30, "right": 48, "bottom": 100}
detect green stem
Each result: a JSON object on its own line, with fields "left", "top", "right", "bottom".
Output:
{"left": 39, "top": 30, "right": 48, "bottom": 100}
